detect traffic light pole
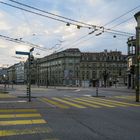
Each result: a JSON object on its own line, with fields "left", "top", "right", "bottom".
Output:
{"left": 27, "top": 48, "right": 34, "bottom": 102}
{"left": 15, "top": 48, "right": 34, "bottom": 102}
{"left": 135, "top": 27, "right": 140, "bottom": 102}
{"left": 28, "top": 53, "right": 31, "bottom": 102}
{"left": 134, "top": 12, "right": 140, "bottom": 102}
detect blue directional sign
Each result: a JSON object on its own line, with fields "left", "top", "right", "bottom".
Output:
{"left": 15, "top": 51, "right": 30, "bottom": 55}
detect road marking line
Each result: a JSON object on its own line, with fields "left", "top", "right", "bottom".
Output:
{"left": 0, "top": 127, "right": 52, "bottom": 137}
{"left": 42, "top": 138, "right": 59, "bottom": 140}
{"left": 41, "top": 98, "right": 69, "bottom": 109}
{"left": 83, "top": 95, "right": 92, "bottom": 97}
{"left": 82, "top": 97, "right": 127, "bottom": 107}
{"left": 0, "top": 109, "right": 37, "bottom": 113}
{"left": 114, "top": 96, "right": 135, "bottom": 100}
{"left": 64, "top": 98, "right": 101, "bottom": 108}
{"left": 88, "top": 97, "right": 140, "bottom": 107}
{"left": 76, "top": 98, "right": 115, "bottom": 107}
{"left": 38, "top": 98, "right": 56, "bottom": 107}
{"left": 0, "top": 94, "right": 16, "bottom": 98}
{"left": 0, "top": 113, "right": 41, "bottom": 118}
{"left": 52, "top": 98, "right": 86, "bottom": 108}
{"left": 0, "top": 100, "right": 27, "bottom": 103}
{"left": 0, "top": 119, "right": 46, "bottom": 126}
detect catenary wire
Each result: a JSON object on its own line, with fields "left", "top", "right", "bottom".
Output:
{"left": 103, "top": 4, "right": 140, "bottom": 27}
{"left": 1, "top": 1, "right": 134, "bottom": 36}
{"left": 0, "top": 34, "right": 55, "bottom": 52}
{"left": 0, "top": 1, "right": 91, "bottom": 29}
{"left": 8, "top": 0, "right": 96, "bottom": 28}
{"left": 0, "top": 1, "right": 135, "bottom": 53}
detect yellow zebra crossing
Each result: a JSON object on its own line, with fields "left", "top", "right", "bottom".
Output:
{"left": 39, "top": 97, "right": 140, "bottom": 109}
{"left": 112, "top": 95, "right": 137, "bottom": 101}
{"left": 0, "top": 108, "right": 50, "bottom": 137}
{"left": 0, "top": 93, "right": 16, "bottom": 98}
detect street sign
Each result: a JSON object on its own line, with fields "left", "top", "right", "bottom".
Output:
{"left": 15, "top": 51, "right": 30, "bottom": 55}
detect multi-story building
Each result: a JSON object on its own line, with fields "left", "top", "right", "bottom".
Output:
{"left": 7, "top": 64, "right": 16, "bottom": 84}
{"left": 7, "top": 62, "right": 25, "bottom": 84}
{"left": 127, "top": 36, "right": 136, "bottom": 89}
{"left": 37, "top": 48, "right": 81, "bottom": 86}
{"left": 36, "top": 48, "right": 127, "bottom": 87}
{"left": 15, "top": 62, "right": 25, "bottom": 84}
{"left": 0, "top": 68, "right": 8, "bottom": 83}
{"left": 80, "top": 50, "right": 127, "bottom": 87}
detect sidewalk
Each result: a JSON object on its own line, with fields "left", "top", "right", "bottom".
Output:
{"left": 99, "top": 86, "right": 135, "bottom": 93}
{"left": 0, "top": 84, "right": 136, "bottom": 93}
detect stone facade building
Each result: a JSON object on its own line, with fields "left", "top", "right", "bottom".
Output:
{"left": 7, "top": 62, "right": 25, "bottom": 84}
{"left": 7, "top": 64, "right": 16, "bottom": 84}
{"left": 36, "top": 48, "right": 127, "bottom": 87}
{"left": 0, "top": 68, "right": 8, "bottom": 83}
{"left": 127, "top": 36, "right": 136, "bottom": 89}
{"left": 80, "top": 50, "right": 127, "bottom": 87}
{"left": 36, "top": 48, "right": 81, "bottom": 86}
{"left": 7, "top": 48, "right": 127, "bottom": 87}
{"left": 15, "top": 62, "right": 25, "bottom": 84}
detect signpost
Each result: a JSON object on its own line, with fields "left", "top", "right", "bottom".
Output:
{"left": 15, "top": 51, "right": 30, "bottom": 55}
{"left": 15, "top": 48, "right": 34, "bottom": 102}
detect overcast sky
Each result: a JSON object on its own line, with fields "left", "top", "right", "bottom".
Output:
{"left": 0, "top": 0, "right": 140, "bottom": 67}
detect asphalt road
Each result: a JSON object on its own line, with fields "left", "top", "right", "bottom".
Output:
{"left": 0, "top": 85, "right": 140, "bottom": 140}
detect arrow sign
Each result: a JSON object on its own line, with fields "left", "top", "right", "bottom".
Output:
{"left": 15, "top": 51, "right": 30, "bottom": 55}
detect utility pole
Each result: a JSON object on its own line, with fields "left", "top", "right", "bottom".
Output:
{"left": 134, "top": 12, "right": 140, "bottom": 102}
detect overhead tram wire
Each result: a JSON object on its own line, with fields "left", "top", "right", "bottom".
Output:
{"left": 59, "top": 4, "right": 137, "bottom": 50}
{"left": 2, "top": 1, "right": 134, "bottom": 36}
{"left": 0, "top": 1, "right": 91, "bottom": 29}
{"left": 103, "top": 4, "right": 140, "bottom": 27}
{"left": 8, "top": 0, "right": 96, "bottom": 29}
{"left": 0, "top": 1, "right": 135, "bottom": 52}
{"left": 60, "top": 25, "right": 133, "bottom": 50}
{"left": 8, "top": 0, "right": 135, "bottom": 36}
{"left": 63, "top": 30, "right": 129, "bottom": 50}
{"left": 0, "top": 34, "right": 53, "bottom": 52}
{"left": 57, "top": 10, "right": 136, "bottom": 50}
{"left": 109, "top": 17, "right": 134, "bottom": 29}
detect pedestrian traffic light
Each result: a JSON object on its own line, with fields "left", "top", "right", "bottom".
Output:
{"left": 130, "top": 65, "right": 135, "bottom": 74}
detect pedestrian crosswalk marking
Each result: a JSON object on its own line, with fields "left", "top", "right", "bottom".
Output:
{"left": 76, "top": 98, "right": 115, "bottom": 107}
{"left": 0, "top": 119, "right": 46, "bottom": 126}
{"left": 40, "top": 97, "right": 69, "bottom": 109}
{"left": 0, "top": 93, "right": 16, "bottom": 98}
{"left": 0, "top": 108, "right": 54, "bottom": 138}
{"left": 0, "top": 113, "right": 41, "bottom": 118}
{"left": 64, "top": 98, "right": 101, "bottom": 108}
{"left": 0, "top": 109, "right": 37, "bottom": 113}
{"left": 88, "top": 97, "right": 140, "bottom": 107}
{"left": 53, "top": 97, "right": 86, "bottom": 108}
{"left": 0, "top": 127, "right": 52, "bottom": 137}
{"left": 39, "top": 97, "right": 140, "bottom": 109}
{"left": 113, "top": 95, "right": 136, "bottom": 100}
{"left": 82, "top": 97, "right": 127, "bottom": 107}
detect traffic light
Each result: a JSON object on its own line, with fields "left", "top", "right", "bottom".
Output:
{"left": 130, "top": 65, "right": 135, "bottom": 74}
{"left": 27, "top": 86, "right": 29, "bottom": 95}
{"left": 30, "top": 55, "right": 34, "bottom": 65}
